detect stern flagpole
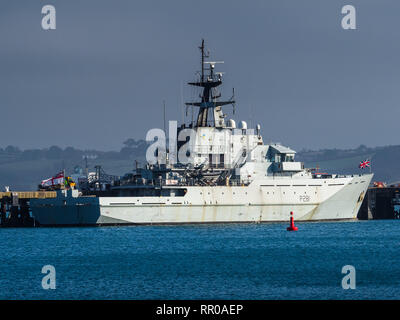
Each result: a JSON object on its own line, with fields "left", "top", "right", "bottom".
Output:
{"left": 369, "top": 158, "right": 372, "bottom": 174}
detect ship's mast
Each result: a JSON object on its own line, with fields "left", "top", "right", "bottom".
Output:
{"left": 185, "top": 39, "right": 235, "bottom": 128}
{"left": 200, "top": 39, "right": 206, "bottom": 83}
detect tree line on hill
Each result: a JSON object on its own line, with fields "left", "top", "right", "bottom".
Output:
{"left": 1, "top": 139, "right": 400, "bottom": 189}
{"left": 0, "top": 139, "right": 149, "bottom": 163}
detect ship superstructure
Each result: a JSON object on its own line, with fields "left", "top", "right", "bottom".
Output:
{"left": 30, "top": 40, "right": 373, "bottom": 226}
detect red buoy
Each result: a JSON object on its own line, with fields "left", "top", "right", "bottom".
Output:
{"left": 287, "top": 211, "right": 298, "bottom": 231}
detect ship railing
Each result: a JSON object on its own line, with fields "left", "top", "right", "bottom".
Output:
{"left": 198, "top": 146, "right": 226, "bottom": 152}
{"left": 187, "top": 120, "right": 223, "bottom": 128}
{"left": 311, "top": 173, "right": 367, "bottom": 179}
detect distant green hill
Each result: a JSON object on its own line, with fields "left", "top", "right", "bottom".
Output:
{"left": 297, "top": 145, "right": 400, "bottom": 184}
{"left": 0, "top": 142, "right": 398, "bottom": 190}
{"left": 0, "top": 140, "right": 147, "bottom": 190}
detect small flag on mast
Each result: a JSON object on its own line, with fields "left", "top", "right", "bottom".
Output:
{"left": 358, "top": 159, "right": 370, "bottom": 169}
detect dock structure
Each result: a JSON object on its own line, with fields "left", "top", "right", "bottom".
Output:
{"left": 0, "top": 191, "right": 56, "bottom": 227}
{"left": 358, "top": 187, "right": 400, "bottom": 220}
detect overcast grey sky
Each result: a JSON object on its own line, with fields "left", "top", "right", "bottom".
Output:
{"left": 0, "top": 0, "right": 399, "bottom": 151}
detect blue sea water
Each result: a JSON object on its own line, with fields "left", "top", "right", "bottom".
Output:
{"left": 0, "top": 220, "right": 399, "bottom": 300}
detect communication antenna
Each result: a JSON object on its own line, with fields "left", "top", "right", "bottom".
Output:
{"left": 199, "top": 39, "right": 209, "bottom": 82}
{"left": 85, "top": 156, "right": 88, "bottom": 177}
{"left": 231, "top": 88, "right": 236, "bottom": 114}
{"left": 180, "top": 81, "right": 184, "bottom": 124}
{"left": 163, "top": 100, "right": 166, "bottom": 136}
{"left": 249, "top": 104, "right": 253, "bottom": 129}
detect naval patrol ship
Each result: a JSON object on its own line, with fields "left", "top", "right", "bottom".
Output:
{"left": 30, "top": 40, "right": 373, "bottom": 226}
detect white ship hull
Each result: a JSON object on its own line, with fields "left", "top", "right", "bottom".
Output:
{"left": 31, "top": 174, "right": 372, "bottom": 226}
